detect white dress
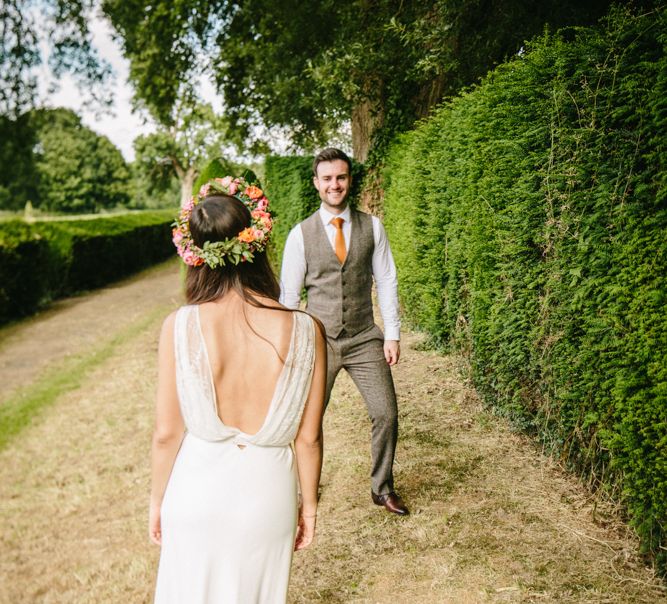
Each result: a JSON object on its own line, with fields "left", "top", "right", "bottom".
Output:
{"left": 154, "top": 305, "right": 316, "bottom": 604}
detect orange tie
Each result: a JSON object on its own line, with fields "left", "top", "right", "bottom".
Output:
{"left": 330, "top": 217, "right": 347, "bottom": 264}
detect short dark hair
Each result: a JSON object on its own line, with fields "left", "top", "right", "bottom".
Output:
{"left": 312, "top": 148, "right": 352, "bottom": 177}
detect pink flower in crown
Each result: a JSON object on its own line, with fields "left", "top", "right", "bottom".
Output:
{"left": 182, "top": 249, "right": 203, "bottom": 266}
{"left": 199, "top": 183, "right": 213, "bottom": 198}
{"left": 229, "top": 181, "right": 239, "bottom": 195}
{"left": 256, "top": 197, "right": 268, "bottom": 211}
{"left": 253, "top": 229, "right": 264, "bottom": 240}
{"left": 182, "top": 196, "right": 196, "bottom": 210}
{"left": 172, "top": 229, "right": 184, "bottom": 244}
{"left": 219, "top": 176, "right": 233, "bottom": 187}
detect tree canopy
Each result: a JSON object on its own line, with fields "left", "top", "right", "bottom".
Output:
{"left": 1, "top": 0, "right": 113, "bottom": 211}
{"left": 30, "top": 108, "right": 130, "bottom": 213}
{"left": 1, "top": 0, "right": 112, "bottom": 117}
{"left": 132, "top": 101, "right": 231, "bottom": 207}
{"left": 103, "top": 0, "right": 615, "bottom": 160}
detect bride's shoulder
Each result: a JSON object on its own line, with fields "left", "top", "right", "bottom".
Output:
{"left": 160, "top": 308, "right": 181, "bottom": 332}
{"left": 160, "top": 304, "right": 195, "bottom": 333}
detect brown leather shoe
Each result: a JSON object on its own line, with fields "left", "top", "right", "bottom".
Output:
{"left": 371, "top": 491, "right": 410, "bottom": 515}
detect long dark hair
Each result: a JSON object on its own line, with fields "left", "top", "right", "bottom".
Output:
{"left": 185, "top": 194, "right": 280, "bottom": 305}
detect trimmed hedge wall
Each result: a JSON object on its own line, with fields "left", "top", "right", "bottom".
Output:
{"left": 263, "top": 155, "right": 364, "bottom": 265}
{"left": 0, "top": 210, "right": 175, "bottom": 323}
{"left": 382, "top": 6, "right": 667, "bottom": 569}
{"left": 0, "top": 222, "right": 54, "bottom": 323}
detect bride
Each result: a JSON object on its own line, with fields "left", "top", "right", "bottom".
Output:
{"left": 149, "top": 177, "right": 326, "bottom": 603}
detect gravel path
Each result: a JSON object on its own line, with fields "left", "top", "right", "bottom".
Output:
{"left": 0, "top": 260, "right": 182, "bottom": 403}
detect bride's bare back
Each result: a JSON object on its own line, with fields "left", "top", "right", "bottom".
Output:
{"left": 198, "top": 292, "right": 295, "bottom": 435}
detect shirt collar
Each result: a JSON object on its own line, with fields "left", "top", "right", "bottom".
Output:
{"left": 319, "top": 204, "right": 351, "bottom": 225}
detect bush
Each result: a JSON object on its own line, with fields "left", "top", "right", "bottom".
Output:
{"left": 0, "top": 210, "right": 176, "bottom": 324}
{"left": 383, "top": 5, "right": 667, "bottom": 570}
{"left": 263, "top": 155, "right": 364, "bottom": 266}
{"left": 0, "top": 222, "right": 55, "bottom": 322}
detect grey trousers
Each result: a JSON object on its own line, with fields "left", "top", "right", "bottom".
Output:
{"left": 325, "top": 324, "right": 398, "bottom": 495}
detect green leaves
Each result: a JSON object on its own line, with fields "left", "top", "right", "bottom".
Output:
{"left": 28, "top": 108, "right": 130, "bottom": 213}
{"left": 383, "top": 4, "right": 667, "bottom": 573}
{"left": 200, "top": 239, "right": 254, "bottom": 268}
{"left": 102, "top": 1, "right": 613, "bottom": 156}
{"left": 1, "top": 0, "right": 111, "bottom": 117}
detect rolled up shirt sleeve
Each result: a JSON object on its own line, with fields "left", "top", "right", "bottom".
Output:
{"left": 371, "top": 217, "right": 401, "bottom": 341}
{"left": 279, "top": 226, "right": 306, "bottom": 309}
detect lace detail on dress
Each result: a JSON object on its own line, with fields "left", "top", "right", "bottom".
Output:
{"left": 173, "top": 306, "right": 316, "bottom": 446}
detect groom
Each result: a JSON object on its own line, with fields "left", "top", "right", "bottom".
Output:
{"left": 280, "top": 148, "right": 409, "bottom": 515}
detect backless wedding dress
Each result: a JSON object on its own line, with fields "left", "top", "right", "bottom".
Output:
{"left": 154, "top": 305, "right": 316, "bottom": 604}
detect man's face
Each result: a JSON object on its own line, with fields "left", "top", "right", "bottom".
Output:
{"left": 313, "top": 159, "right": 351, "bottom": 213}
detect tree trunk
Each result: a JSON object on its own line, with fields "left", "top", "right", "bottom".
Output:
{"left": 413, "top": 73, "right": 447, "bottom": 120}
{"left": 351, "top": 78, "right": 385, "bottom": 213}
{"left": 173, "top": 160, "right": 199, "bottom": 208}
{"left": 351, "top": 93, "right": 384, "bottom": 163}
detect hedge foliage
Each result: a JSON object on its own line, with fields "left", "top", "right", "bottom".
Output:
{"left": 382, "top": 6, "right": 667, "bottom": 569}
{"left": 0, "top": 210, "right": 175, "bottom": 323}
{"left": 263, "top": 155, "right": 364, "bottom": 266}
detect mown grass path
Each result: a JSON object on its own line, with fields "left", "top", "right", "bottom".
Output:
{"left": 0, "top": 260, "right": 664, "bottom": 603}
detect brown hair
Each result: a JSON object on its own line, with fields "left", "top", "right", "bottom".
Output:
{"left": 312, "top": 147, "right": 352, "bottom": 177}
{"left": 185, "top": 194, "right": 280, "bottom": 304}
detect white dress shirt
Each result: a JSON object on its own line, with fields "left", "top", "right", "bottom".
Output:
{"left": 279, "top": 205, "right": 401, "bottom": 341}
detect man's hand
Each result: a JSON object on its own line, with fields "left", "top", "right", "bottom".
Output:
{"left": 384, "top": 340, "right": 400, "bottom": 366}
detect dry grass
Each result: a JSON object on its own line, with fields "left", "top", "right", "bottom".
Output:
{"left": 0, "top": 269, "right": 665, "bottom": 603}
{"left": 289, "top": 331, "right": 666, "bottom": 603}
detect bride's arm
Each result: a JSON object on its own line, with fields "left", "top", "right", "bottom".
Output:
{"left": 149, "top": 311, "right": 185, "bottom": 545}
{"left": 294, "top": 318, "right": 327, "bottom": 551}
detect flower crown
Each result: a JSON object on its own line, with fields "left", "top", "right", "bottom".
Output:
{"left": 172, "top": 176, "right": 273, "bottom": 268}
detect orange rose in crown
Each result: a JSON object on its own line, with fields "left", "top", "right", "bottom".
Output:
{"left": 238, "top": 228, "right": 257, "bottom": 243}
{"left": 244, "top": 185, "right": 264, "bottom": 200}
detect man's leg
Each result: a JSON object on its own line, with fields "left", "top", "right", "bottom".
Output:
{"left": 324, "top": 336, "right": 344, "bottom": 408}
{"left": 342, "top": 329, "right": 398, "bottom": 496}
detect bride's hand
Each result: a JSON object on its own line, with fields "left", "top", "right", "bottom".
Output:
{"left": 294, "top": 511, "right": 316, "bottom": 551}
{"left": 149, "top": 501, "right": 162, "bottom": 545}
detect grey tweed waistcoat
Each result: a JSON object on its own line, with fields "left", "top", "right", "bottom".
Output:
{"left": 301, "top": 209, "right": 375, "bottom": 338}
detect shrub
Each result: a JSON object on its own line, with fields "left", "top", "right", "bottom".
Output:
{"left": 0, "top": 210, "right": 175, "bottom": 324}
{"left": 383, "top": 5, "right": 667, "bottom": 570}
{"left": 0, "top": 222, "right": 55, "bottom": 322}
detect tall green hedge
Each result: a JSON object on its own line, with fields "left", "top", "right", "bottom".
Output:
{"left": 383, "top": 6, "right": 667, "bottom": 569}
{"left": 0, "top": 210, "right": 175, "bottom": 323}
{"left": 263, "top": 155, "right": 364, "bottom": 266}
{"left": 0, "top": 222, "right": 54, "bottom": 322}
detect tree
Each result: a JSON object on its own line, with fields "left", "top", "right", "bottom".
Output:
{"left": 1, "top": 0, "right": 111, "bottom": 117}
{"left": 1, "top": 0, "right": 112, "bottom": 210}
{"left": 0, "top": 114, "right": 39, "bottom": 210}
{"left": 103, "top": 0, "right": 615, "bottom": 162}
{"left": 30, "top": 108, "right": 130, "bottom": 213}
{"left": 132, "top": 101, "right": 231, "bottom": 207}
